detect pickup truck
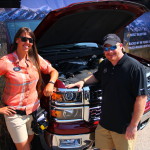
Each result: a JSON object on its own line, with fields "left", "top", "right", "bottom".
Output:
{"left": 33, "top": 0, "right": 150, "bottom": 149}
{"left": 0, "top": 0, "right": 149, "bottom": 150}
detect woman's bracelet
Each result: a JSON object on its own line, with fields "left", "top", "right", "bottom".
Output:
{"left": 48, "top": 81, "right": 55, "bottom": 84}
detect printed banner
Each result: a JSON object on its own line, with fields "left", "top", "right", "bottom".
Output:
{"left": 0, "top": 0, "right": 85, "bottom": 21}
{"left": 124, "top": 12, "right": 150, "bottom": 50}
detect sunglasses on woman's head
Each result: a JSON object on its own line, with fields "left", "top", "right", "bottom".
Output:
{"left": 103, "top": 45, "right": 117, "bottom": 51}
{"left": 19, "top": 36, "right": 33, "bottom": 43}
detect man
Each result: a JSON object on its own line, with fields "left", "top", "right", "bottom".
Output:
{"left": 66, "top": 34, "right": 148, "bottom": 150}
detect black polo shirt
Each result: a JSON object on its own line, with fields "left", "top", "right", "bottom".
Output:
{"left": 94, "top": 53, "right": 148, "bottom": 134}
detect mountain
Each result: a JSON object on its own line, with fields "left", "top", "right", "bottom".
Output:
{"left": 0, "top": 6, "right": 51, "bottom": 21}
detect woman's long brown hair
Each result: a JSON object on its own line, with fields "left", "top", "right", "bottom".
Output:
{"left": 10, "top": 27, "right": 44, "bottom": 98}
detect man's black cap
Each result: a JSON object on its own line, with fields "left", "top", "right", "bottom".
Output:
{"left": 103, "top": 34, "right": 121, "bottom": 45}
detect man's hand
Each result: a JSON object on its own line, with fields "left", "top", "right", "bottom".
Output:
{"left": 125, "top": 124, "right": 137, "bottom": 140}
{"left": 65, "top": 80, "right": 84, "bottom": 91}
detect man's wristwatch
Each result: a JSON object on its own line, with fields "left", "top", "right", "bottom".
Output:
{"left": 48, "top": 81, "right": 55, "bottom": 84}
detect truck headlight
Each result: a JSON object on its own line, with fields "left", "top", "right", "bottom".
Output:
{"left": 51, "top": 87, "right": 90, "bottom": 105}
{"left": 51, "top": 89, "right": 82, "bottom": 105}
{"left": 51, "top": 107, "right": 83, "bottom": 122}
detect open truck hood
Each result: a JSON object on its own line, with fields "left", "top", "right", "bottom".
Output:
{"left": 34, "top": 0, "right": 149, "bottom": 48}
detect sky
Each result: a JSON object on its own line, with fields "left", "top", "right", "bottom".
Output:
{"left": 21, "top": 0, "right": 90, "bottom": 10}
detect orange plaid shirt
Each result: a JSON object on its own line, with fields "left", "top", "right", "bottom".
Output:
{"left": 0, "top": 51, "right": 53, "bottom": 115}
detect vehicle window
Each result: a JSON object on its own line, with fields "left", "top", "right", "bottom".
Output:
{"left": 74, "top": 42, "right": 98, "bottom": 48}
{"left": 46, "top": 42, "right": 99, "bottom": 49}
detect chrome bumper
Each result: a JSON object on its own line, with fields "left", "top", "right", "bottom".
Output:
{"left": 140, "top": 110, "right": 150, "bottom": 123}
{"left": 45, "top": 132, "right": 95, "bottom": 150}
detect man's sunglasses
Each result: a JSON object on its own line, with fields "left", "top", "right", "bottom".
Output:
{"left": 103, "top": 45, "right": 117, "bottom": 51}
{"left": 19, "top": 36, "right": 33, "bottom": 43}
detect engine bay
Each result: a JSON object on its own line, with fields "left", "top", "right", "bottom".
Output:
{"left": 54, "top": 55, "right": 103, "bottom": 85}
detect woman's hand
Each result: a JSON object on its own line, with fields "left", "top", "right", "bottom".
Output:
{"left": 43, "top": 83, "right": 54, "bottom": 97}
{"left": 65, "top": 81, "right": 84, "bottom": 91}
{"left": 0, "top": 106, "right": 16, "bottom": 116}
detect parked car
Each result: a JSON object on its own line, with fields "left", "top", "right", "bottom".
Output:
{"left": 33, "top": 0, "right": 150, "bottom": 149}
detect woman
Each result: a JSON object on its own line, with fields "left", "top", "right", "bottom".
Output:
{"left": 0, "top": 27, "right": 58, "bottom": 150}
